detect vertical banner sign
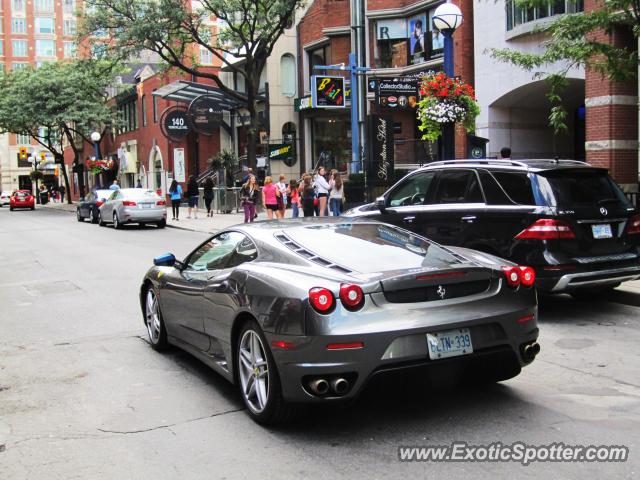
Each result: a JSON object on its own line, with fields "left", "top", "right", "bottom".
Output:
{"left": 367, "top": 115, "right": 395, "bottom": 188}
{"left": 174, "top": 148, "right": 186, "bottom": 182}
{"left": 312, "top": 76, "right": 346, "bottom": 108}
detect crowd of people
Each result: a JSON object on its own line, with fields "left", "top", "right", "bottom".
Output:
{"left": 37, "top": 183, "right": 66, "bottom": 204}
{"left": 240, "top": 166, "right": 345, "bottom": 223}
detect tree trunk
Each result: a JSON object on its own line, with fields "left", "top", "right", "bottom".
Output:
{"left": 56, "top": 154, "right": 73, "bottom": 204}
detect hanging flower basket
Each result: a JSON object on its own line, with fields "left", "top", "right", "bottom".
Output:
{"left": 417, "top": 73, "right": 480, "bottom": 142}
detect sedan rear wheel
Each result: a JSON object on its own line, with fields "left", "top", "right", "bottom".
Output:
{"left": 77, "top": 209, "right": 84, "bottom": 222}
{"left": 237, "top": 321, "right": 296, "bottom": 424}
{"left": 113, "top": 212, "right": 122, "bottom": 230}
{"left": 89, "top": 209, "right": 98, "bottom": 224}
{"left": 145, "top": 288, "right": 167, "bottom": 350}
{"left": 98, "top": 211, "right": 106, "bottom": 227}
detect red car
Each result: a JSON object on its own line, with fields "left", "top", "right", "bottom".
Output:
{"left": 9, "top": 190, "right": 35, "bottom": 211}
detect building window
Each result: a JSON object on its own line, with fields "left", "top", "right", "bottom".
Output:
{"left": 62, "top": 0, "right": 74, "bottom": 14}
{"left": 11, "top": 0, "right": 25, "bottom": 12}
{"left": 505, "top": 0, "right": 583, "bottom": 31}
{"left": 0, "top": 18, "right": 3, "bottom": 34}
{"left": 17, "top": 133, "right": 30, "bottom": 145}
{"left": 63, "top": 19, "right": 77, "bottom": 36}
{"left": 200, "top": 46, "right": 213, "bottom": 65}
{"left": 0, "top": 41, "right": 3, "bottom": 57}
{"left": 12, "top": 17, "right": 26, "bottom": 34}
{"left": 307, "top": 45, "right": 330, "bottom": 91}
{"left": 152, "top": 89, "right": 159, "bottom": 123}
{"left": 36, "top": 40, "right": 55, "bottom": 57}
{"left": 118, "top": 99, "right": 138, "bottom": 134}
{"left": 35, "top": 17, "right": 54, "bottom": 34}
{"left": 280, "top": 54, "right": 296, "bottom": 97}
{"left": 235, "top": 72, "right": 246, "bottom": 93}
{"left": 141, "top": 95, "right": 147, "bottom": 126}
{"left": 12, "top": 62, "right": 28, "bottom": 70}
{"left": 34, "top": 0, "right": 54, "bottom": 13}
{"left": 12, "top": 40, "right": 28, "bottom": 57}
{"left": 63, "top": 41, "right": 76, "bottom": 58}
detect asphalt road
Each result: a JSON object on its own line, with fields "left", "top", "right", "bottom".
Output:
{"left": 0, "top": 207, "right": 638, "bottom": 479}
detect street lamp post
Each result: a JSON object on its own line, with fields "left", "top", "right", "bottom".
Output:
{"left": 432, "top": 2, "right": 463, "bottom": 160}
{"left": 90, "top": 131, "right": 102, "bottom": 159}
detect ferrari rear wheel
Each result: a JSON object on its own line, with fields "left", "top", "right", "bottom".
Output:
{"left": 237, "top": 321, "right": 296, "bottom": 424}
{"left": 145, "top": 288, "right": 168, "bottom": 351}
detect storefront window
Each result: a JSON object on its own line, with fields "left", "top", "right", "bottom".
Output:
{"left": 312, "top": 117, "right": 351, "bottom": 173}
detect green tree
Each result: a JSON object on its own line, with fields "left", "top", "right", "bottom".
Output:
{"left": 0, "top": 61, "right": 119, "bottom": 202}
{"left": 490, "top": 0, "right": 638, "bottom": 134}
{"left": 81, "top": 0, "right": 304, "bottom": 169}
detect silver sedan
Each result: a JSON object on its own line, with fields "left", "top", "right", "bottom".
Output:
{"left": 98, "top": 188, "right": 167, "bottom": 229}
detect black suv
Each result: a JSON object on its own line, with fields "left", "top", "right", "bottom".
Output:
{"left": 344, "top": 159, "right": 640, "bottom": 296}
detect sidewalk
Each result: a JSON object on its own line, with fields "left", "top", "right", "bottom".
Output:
{"left": 41, "top": 201, "right": 247, "bottom": 234}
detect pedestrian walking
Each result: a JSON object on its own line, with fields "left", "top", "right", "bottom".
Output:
{"left": 186, "top": 175, "right": 199, "bottom": 219}
{"left": 329, "top": 169, "right": 344, "bottom": 216}
{"left": 203, "top": 177, "right": 214, "bottom": 217}
{"left": 109, "top": 180, "right": 120, "bottom": 190}
{"left": 301, "top": 174, "right": 316, "bottom": 217}
{"left": 241, "top": 175, "right": 260, "bottom": 223}
{"left": 288, "top": 179, "right": 301, "bottom": 218}
{"left": 276, "top": 174, "right": 288, "bottom": 218}
{"left": 59, "top": 184, "right": 65, "bottom": 203}
{"left": 168, "top": 180, "right": 183, "bottom": 221}
{"left": 262, "top": 176, "right": 281, "bottom": 220}
{"left": 315, "top": 166, "right": 330, "bottom": 216}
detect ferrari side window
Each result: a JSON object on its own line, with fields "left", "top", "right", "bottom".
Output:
{"left": 187, "top": 232, "right": 247, "bottom": 271}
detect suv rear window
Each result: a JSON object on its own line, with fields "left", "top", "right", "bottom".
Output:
{"left": 491, "top": 172, "right": 536, "bottom": 205}
{"left": 535, "top": 169, "right": 631, "bottom": 208}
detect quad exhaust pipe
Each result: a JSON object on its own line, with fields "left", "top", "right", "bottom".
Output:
{"left": 307, "top": 377, "right": 350, "bottom": 396}
{"left": 522, "top": 342, "right": 541, "bottom": 362}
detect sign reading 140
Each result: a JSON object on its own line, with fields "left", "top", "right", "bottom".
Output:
{"left": 312, "top": 76, "right": 348, "bottom": 109}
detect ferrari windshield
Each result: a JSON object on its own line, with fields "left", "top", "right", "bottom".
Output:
{"left": 284, "top": 223, "right": 461, "bottom": 273}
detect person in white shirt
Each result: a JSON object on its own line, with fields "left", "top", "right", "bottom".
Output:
{"left": 314, "top": 166, "right": 330, "bottom": 216}
{"left": 276, "top": 174, "right": 288, "bottom": 218}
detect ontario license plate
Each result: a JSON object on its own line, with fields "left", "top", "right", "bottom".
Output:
{"left": 427, "top": 328, "right": 473, "bottom": 360}
{"left": 592, "top": 224, "right": 612, "bottom": 239}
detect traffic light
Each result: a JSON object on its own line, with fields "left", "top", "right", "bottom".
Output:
{"left": 19, "top": 147, "right": 28, "bottom": 160}
{"left": 40, "top": 151, "right": 46, "bottom": 162}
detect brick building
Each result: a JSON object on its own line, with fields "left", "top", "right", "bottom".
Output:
{"left": 0, "top": 0, "right": 82, "bottom": 193}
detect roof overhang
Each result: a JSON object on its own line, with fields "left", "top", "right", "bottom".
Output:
{"left": 152, "top": 80, "right": 245, "bottom": 110}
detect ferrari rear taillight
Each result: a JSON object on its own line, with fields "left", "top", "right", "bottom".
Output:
{"left": 123, "top": 200, "right": 137, "bottom": 206}
{"left": 339, "top": 284, "right": 364, "bottom": 311}
{"left": 626, "top": 214, "right": 640, "bottom": 235}
{"left": 519, "top": 266, "right": 536, "bottom": 287}
{"left": 515, "top": 219, "right": 576, "bottom": 240}
{"left": 156, "top": 200, "right": 166, "bottom": 206}
{"left": 502, "top": 266, "right": 521, "bottom": 288}
{"left": 309, "top": 287, "right": 335, "bottom": 313}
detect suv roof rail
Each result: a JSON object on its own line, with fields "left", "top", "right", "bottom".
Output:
{"left": 526, "top": 158, "right": 591, "bottom": 166}
{"left": 424, "top": 159, "right": 531, "bottom": 169}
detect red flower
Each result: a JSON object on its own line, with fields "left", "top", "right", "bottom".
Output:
{"left": 438, "top": 88, "right": 449, "bottom": 97}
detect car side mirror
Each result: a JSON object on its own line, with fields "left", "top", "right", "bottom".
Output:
{"left": 375, "top": 196, "right": 387, "bottom": 213}
{"left": 154, "top": 253, "right": 176, "bottom": 267}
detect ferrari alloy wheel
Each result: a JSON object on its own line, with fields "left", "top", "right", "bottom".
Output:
{"left": 145, "top": 288, "right": 167, "bottom": 350}
{"left": 236, "top": 321, "right": 296, "bottom": 424}
{"left": 113, "top": 212, "right": 122, "bottom": 229}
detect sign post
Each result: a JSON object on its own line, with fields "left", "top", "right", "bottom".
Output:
{"left": 367, "top": 114, "right": 395, "bottom": 198}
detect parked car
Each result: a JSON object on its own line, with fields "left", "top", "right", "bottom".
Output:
{"left": 98, "top": 188, "right": 167, "bottom": 229}
{"left": 9, "top": 190, "right": 35, "bottom": 211}
{"left": 0, "top": 191, "right": 12, "bottom": 207}
{"left": 344, "top": 159, "right": 640, "bottom": 298}
{"left": 77, "top": 189, "right": 113, "bottom": 224}
{"left": 140, "top": 219, "right": 539, "bottom": 424}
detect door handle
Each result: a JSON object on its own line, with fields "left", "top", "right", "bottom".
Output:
{"left": 403, "top": 216, "right": 416, "bottom": 223}
{"left": 461, "top": 215, "right": 476, "bottom": 223}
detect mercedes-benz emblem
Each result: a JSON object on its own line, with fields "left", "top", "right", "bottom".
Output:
{"left": 600, "top": 207, "right": 608, "bottom": 216}
{"left": 436, "top": 285, "right": 446, "bottom": 299}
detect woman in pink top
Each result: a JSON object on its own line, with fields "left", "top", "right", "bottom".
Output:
{"left": 261, "top": 176, "right": 282, "bottom": 220}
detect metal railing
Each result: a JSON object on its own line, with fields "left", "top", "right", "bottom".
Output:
{"left": 195, "top": 187, "right": 243, "bottom": 214}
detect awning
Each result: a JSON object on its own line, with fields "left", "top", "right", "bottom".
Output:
{"left": 152, "top": 80, "right": 245, "bottom": 110}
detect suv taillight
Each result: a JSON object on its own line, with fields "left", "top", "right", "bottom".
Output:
{"left": 626, "top": 214, "right": 640, "bottom": 235}
{"left": 515, "top": 219, "right": 576, "bottom": 240}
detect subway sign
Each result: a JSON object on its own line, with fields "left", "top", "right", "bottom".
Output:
{"left": 312, "top": 76, "right": 347, "bottom": 109}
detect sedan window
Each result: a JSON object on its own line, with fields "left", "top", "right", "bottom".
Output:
{"left": 187, "top": 232, "right": 256, "bottom": 271}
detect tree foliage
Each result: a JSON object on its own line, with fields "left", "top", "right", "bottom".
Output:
{"left": 490, "top": 0, "right": 639, "bottom": 134}
{"left": 81, "top": 0, "right": 305, "bottom": 167}
{"left": 0, "top": 60, "right": 120, "bottom": 202}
